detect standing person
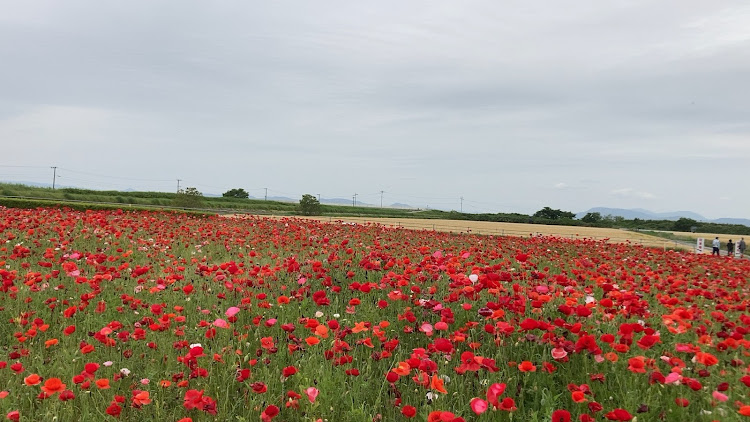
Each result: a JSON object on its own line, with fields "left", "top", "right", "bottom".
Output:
{"left": 727, "top": 239, "right": 735, "bottom": 257}
{"left": 739, "top": 238, "right": 746, "bottom": 258}
{"left": 712, "top": 237, "right": 721, "bottom": 256}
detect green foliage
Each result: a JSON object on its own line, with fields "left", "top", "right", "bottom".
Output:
{"left": 299, "top": 194, "right": 321, "bottom": 216}
{"left": 0, "top": 197, "right": 212, "bottom": 215}
{"left": 173, "top": 187, "right": 204, "bottom": 208}
{"left": 672, "top": 217, "right": 698, "bottom": 232}
{"left": 580, "top": 212, "right": 602, "bottom": 224}
{"left": 533, "top": 207, "right": 576, "bottom": 220}
{"left": 604, "top": 214, "right": 625, "bottom": 223}
{"left": 223, "top": 188, "right": 249, "bottom": 199}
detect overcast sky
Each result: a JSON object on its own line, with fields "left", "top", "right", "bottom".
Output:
{"left": 1, "top": 1, "right": 749, "bottom": 218}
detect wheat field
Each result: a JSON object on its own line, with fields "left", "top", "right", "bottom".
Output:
{"left": 230, "top": 215, "right": 693, "bottom": 250}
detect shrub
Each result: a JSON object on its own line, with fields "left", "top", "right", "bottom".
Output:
{"left": 299, "top": 194, "right": 321, "bottom": 216}
{"left": 173, "top": 187, "right": 204, "bottom": 208}
{"left": 223, "top": 188, "right": 249, "bottom": 199}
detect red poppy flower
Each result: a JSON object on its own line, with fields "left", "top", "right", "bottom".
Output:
{"left": 282, "top": 366, "right": 298, "bottom": 378}
{"left": 674, "top": 398, "right": 689, "bottom": 407}
{"left": 261, "top": 405, "right": 279, "bottom": 422}
{"left": 604, "top": 408, "right": 633, "bottom": 421}
{"left": 551, "top": 409, "right": 571, "bottom": 422}
{"left": 486, "top": 383, "right": 506, "bottom": 407}
{"left": 499, "top": 397, "right": 517, "bottom": 411}
{"left": 470, "top": 398, "right": 488, "bottom": 414}
{"left": 59, "top": 390, "right": 75, "bottom": 401}
{"left": 401, "top": 405, "right": 417, "bottom": 418}
{"left": 106, "top": 403, "right": 122, "bottom": 417}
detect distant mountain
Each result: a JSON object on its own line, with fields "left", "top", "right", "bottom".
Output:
{"left": 577, "top": 207, "right": 750, "bottom": 227}
{"left": 390, "top": 202, "right": 414, "bottom": 209}
{"left": 713, "top": 218, "right": 750, "bottom": 226}
{"left": 651, "top": 210, "right": 707, "bottom": 221}
{"left": 576, "top": 208, "right": 705, "bottom": 221}
{"left": 267, "top": 196, "right": 296, "bottom": 203}
{"left": 314, "top": 198, "right": 373, "bottom": 207}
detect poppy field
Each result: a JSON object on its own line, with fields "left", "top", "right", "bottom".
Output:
{"left": 2, "top": 208, "right": 750, "bottom": 422}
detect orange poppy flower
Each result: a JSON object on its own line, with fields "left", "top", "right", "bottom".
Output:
{"left": 314, "top": 325, "right": 329, "bottom": 338}
{"left": 571, "top": 390, "right": 586, "bottom": 403}
{"left": 132, "top": 390, "right": 151, "bottom": 406}
{"left": 393, "top": 361, "right": 411, "bottom": 376}
{"left": 24, "top": 374, "right": 41, "bottom": 386}
{"left": 260, "top": 337, "right": 274, "bottom": 350}
{"left": 518, "top": 361, "right": 536, "bottom": 372}
{"left": 430, "top": 374, "right": 448, "bottom": 394}
{"left": 695, "top": 352, "right": 719, "bottom": 366}
{"left": 40, "top": 378, "right": 66, "bottom": 395}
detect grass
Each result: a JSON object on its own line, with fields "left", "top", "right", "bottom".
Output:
{"left": 0, "top": 183, "right": 439, "bottom": 218}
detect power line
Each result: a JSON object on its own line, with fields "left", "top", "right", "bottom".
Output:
{"left": 0, "top": 165, "right": 48, "bottom": 169}
{"left": 57, "top": 167, "right": 173, "bottom": 182}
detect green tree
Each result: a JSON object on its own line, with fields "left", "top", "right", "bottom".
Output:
{"left": 580, "top": 212, "right": 602, "bottom": 224}
{"left": 299, "top": 194, "right": 321, "bottom": 216}
{"left": 533, "top": 207, "right": 575, "bottom": 220}
{"left": 173, "top": 187, "right": 204, "bottom": 208}
{"left": 672, "top": 217, "right": 698, "bottom": 233}
{"left": 603, "top": 214, "right": 625, "bottom": 225}
{"left": 222, "top": 188, "right": 249, "bottom": 199}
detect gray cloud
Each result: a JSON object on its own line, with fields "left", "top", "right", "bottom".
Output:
{"left": 1, "top": 1, "right": 749, "bottom": 219}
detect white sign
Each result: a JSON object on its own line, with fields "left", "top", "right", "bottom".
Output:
{"left": 696, "top": 238, "right": 704, "bottom": 254}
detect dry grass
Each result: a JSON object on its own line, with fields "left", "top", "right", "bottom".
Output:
{"left": 228, "top": 214, "right": 689, "bottom": 250}
{"left": 663, "top": 230, "right": 748, "bottom": 242}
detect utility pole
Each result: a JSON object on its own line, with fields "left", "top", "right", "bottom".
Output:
{"left": 353, "top": 193, "right": 357, "bottom": 207}
{"left": 176, "top": 179, "right": 182, "bottom": 192}
{"left": 51, "top": 166, "right": 57, "bottom": 190}
{"left": 317, "top": 194, "right": 321, "bottom": 202}
{"left": 264, "top": 188, "right": 268, "bottom": 201}
{"left": 460, "top": 196, "right": 464, "bottom": 213}
{"left": 380, "top": 190, "right": 384, "bottom": 208}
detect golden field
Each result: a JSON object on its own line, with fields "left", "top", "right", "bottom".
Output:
{"left": 662, "top": 230, "right": 747, "bottom": 243}
{"left": 230, "top": 215, "right": 695, "bottom": 250}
